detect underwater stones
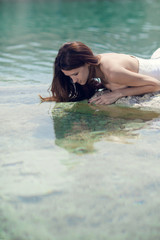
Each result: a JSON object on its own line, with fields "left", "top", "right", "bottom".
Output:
{"left": 91, "top": 90, "right": 160, "bottom": 110}
{"left": 116, "top": 91, "right": 160, "bottom": 110}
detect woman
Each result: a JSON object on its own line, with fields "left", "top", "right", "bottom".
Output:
{"left": 40, "top": 41, "right": 160, "bottom": 105}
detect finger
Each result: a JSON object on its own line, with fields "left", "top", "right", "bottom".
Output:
{"left": 95, "top": 99, "right": 111, "bottom": 105}
{"left": 93, "top": 99, "right": 104, "bottom": 104}
{"left": 89, "top": 97, "right": 101, "bottom": 103}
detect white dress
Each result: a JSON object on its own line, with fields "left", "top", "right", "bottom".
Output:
{"left": 136, "top": 48, "right": 160, "bottom": 80}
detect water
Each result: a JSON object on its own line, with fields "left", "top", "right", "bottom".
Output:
{"left": 1, "top": 0, "right": 160, "bottom": 239}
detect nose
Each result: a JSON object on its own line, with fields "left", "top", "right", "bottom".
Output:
{"left": 72, "top": 77, "right": 78, "bottom": 83}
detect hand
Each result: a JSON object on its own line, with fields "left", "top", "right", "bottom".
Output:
{"left": 89, "top": 91, "right": 122, "bottom": 105}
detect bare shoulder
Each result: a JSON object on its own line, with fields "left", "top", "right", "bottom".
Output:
{"left": 99, "top": 53, "right": 119, "bottom": 71}
{"left": 98, "top": 53, "right": 138, "bottom": 73}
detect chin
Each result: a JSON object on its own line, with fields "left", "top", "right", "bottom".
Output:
{"left": 80, "top": 79, "right": 87, "bottom": 85}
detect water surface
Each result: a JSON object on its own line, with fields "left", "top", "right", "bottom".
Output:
{"left": 1, "top": 0, "right": 160, "bottom": 239}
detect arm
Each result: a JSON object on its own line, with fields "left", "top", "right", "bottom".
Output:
{"left": 108, "top": 66, "right": 160, "bottom": 88}
{"left": 116, "top": 84, "right": 160, "bottom": 97}
{"left": 89, "top": 85, "right": 158, "bottom": 105}
{"left": 89, "top": 66, "right": 160, "bottom": 105}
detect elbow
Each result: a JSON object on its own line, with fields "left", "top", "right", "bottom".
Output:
{"left": 149, "top": 79, "right": 160, "bottom": 92}
{"left": 147, "top": 84, "right": 160, "bottom": 93}
{"left": 152, "top": 82, "right": 160, "bottom": 92}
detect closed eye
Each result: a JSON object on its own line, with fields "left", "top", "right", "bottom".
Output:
{"left": 72, "top": 72, "right": 78, "bottom": 76}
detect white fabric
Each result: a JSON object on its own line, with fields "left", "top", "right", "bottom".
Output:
{"left": 136, "top": 57, "right": 160, "bottom": 80}
{"left": 136, "top": 48, "right": 160, "bottom": 80}
{"left": 151, "top": 48, "right": 160, "bottom": 59}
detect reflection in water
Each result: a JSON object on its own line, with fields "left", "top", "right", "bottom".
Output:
{"left": 52, "top": 101, "right": 159, "bottom": 154}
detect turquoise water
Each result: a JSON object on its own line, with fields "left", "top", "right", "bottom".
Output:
{"left": 1, "top": 0, "right": 160, "bottom": 239}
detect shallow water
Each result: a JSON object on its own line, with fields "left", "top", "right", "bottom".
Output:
{"left": 1, "top": 0, "right": 160, "bottom": 239}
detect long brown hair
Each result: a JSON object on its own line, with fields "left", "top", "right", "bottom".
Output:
{"left": 44, "top": 42, "right": 104, "bottom": 102}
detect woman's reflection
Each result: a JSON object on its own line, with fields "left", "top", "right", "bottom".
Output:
{"left": 52, "top": 101, "right": 159, "bottom": 154}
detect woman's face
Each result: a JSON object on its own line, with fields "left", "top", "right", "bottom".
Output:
{"left": 62, "top": 64, "right": 90, "bottom": 85}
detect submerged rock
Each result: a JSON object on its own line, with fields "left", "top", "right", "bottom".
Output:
{"left": 92, "top": 90, "right": 160, "bottom": 111}
{"left": 116, "top": 92, "right": 160, "bottom": 109}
